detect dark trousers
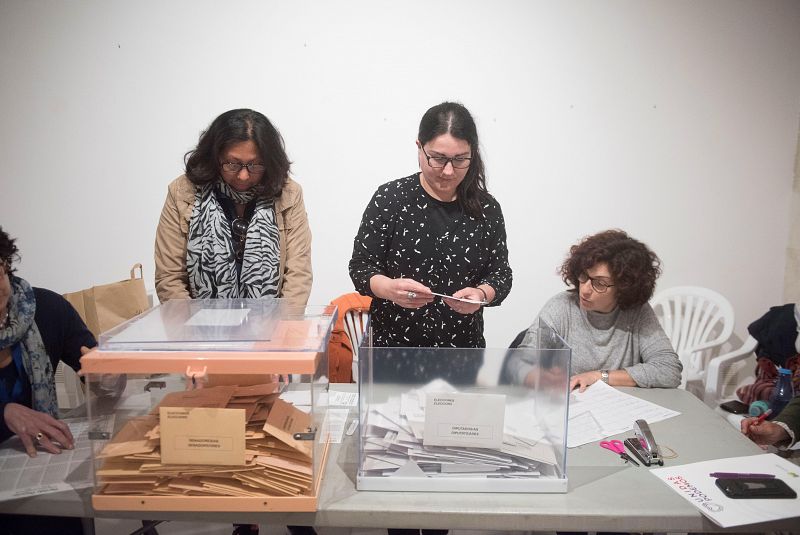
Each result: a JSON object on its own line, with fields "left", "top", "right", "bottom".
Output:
{"left": 0, "top": 514, "right": 84, "bottom": 535}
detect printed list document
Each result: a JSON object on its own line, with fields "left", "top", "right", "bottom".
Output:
{"left": 567, "top": 381, "right": 680, "bottom": 447}
{"left": 328, "top": 389, "right": 359, "bottom": 407}
{"left": 650, "top": 453, "right": 800, "bottom": 528}
{"left": 0, "top": 419, "right": 93, "bottom": 501}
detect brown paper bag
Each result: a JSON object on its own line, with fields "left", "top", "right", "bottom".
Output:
{"left": 63, "top": 263, "right": 150, "bottom": 337}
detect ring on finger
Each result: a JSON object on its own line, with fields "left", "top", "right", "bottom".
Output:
{"left": 407, "top": 291, "right": 417, "bottom": 300}
{"left": 35, "top": 432, "right": 43, "bottom": 442}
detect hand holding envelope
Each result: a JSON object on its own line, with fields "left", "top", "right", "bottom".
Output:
{"left": 429, "top": 288, "right": 488, "bottom": 315}
{"left": 429, "top": 292, "right": 486, "bottom": 305}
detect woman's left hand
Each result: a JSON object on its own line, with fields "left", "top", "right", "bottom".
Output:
{"left": 3, "top": 403, "right": 74, "bottom": 457}
{"left": 570, "top": 369, "right": 636, "bottom": 391}
{"left": 569, "top": 371, "right": 603, "bottom": 392}
{"left": 443, "top": 287, "right": 486, "bottom": 315}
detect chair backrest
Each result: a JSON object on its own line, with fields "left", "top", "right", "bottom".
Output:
{"left": 704, "top": 334, "right": 758, "bottom": 408}
{"left": 344, "top": 308, "right": 370, "bottom": 382}
{"left": 498, "top": 328, "right": 529, "bottom": 385}
{"left": 651, "top": 286, "right": 735, "bottom": 391}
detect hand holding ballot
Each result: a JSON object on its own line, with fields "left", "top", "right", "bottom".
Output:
{"left": 368, "top": 275, "right": 435, "bottom": 310}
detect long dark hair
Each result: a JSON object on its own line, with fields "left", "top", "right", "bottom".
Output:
{"left": 560, "top": 229, "right": 662, "bottom": 310}
{"left": 184, "top": 109, "right": 291, "bottom": 199}
{"left": 417, "top": 102, "right": 488, "bottom": 218}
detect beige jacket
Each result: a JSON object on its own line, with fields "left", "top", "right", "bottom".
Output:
{"left": 154, "top": 175, "right": 312, "bottom": 306}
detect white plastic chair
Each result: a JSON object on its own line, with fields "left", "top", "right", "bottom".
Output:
{"left": 651, "top": 286, "right": 735, "bottom": 396}
{"left": 704, "top": 335, "right": 758, "bottom": 407}
{"left": 343, "top": 308, "right": 369, "bottom": 382}
{"left": 704, "top": 335, "right": 759, "bottom": 428}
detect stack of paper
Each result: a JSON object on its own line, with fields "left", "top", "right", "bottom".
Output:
{"left": 95, "top": 383, "right": 314, "bottom": 498}
{"left": 362, "top": 380, "right": 557, "bottom": 479}
{"left": 566, "top": 381, "right": 681, "bottom": 447}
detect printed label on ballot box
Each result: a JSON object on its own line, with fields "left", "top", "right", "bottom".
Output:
{"left": 160, "top": 407, "right": 246, "bottom": 466}
{"left": 423, "top": 392, "right": 505, "bottom": 449}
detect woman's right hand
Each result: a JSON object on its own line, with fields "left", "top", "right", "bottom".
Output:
{"left": 3, "top": 403, "right": 74, "bottom": 457}
{"left": 524, "top": 365, "right": 568, "bottom": 389}
{"left": 369, "top": 275, "right": 434, "bottom": 309}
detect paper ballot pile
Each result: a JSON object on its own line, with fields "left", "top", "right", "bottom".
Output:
{"left": 361, "top": 380, "right": 558, "bottom": 478}
{"left": 94, "top": 382, "right": 315, "bottom": 498}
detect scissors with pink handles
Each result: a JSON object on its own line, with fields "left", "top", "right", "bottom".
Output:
{"left": 600, "top": 439, "right": 640, "bottom": 466}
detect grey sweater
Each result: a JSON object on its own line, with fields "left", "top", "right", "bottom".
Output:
{"left": 508, "top": 291, "right": 682, "bottom": 388}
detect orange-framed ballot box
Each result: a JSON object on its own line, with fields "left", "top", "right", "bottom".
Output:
{"left": 80, "top": 298, "right": 335, "bottom": 512}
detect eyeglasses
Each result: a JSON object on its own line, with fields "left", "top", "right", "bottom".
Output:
{"left": 420, "top": 146, "right": 472, "bottom": 169}
{"left": 231, "top": 218, "right": 249, "bottom": 261}
{"left": 220, "top": 162, "right": 266, "bottom": 175}
{"left": 578, "top": 272, "right": 615, "bottom": 293}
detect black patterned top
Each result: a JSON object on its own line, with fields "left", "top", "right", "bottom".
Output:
{"left": 349, "top": 174, "right": 512, "bottom": 351}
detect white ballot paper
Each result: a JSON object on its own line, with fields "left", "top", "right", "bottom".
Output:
{"left": 429, "top": 292, "right": 486, "bottom": 305}
{"left": 185, "top": 308, "right": 250, "bottom": 326}
{"left": 424, "top": 392, "right": 505, "bottom": 449}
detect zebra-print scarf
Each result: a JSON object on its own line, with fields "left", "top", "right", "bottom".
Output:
{"left": 186, "top": 181, "right": 280, "bottom": 298}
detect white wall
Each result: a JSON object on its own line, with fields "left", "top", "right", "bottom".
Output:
{"left": 1, "top": 0, "right": 799, "bottom": 354}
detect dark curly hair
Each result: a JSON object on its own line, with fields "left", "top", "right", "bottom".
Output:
{"left": 0, "top": 226, "right": 19, "bottom": 275}
{"left": 560, "top": 229, "right": 662, "bottom": 310}
{"left": 418, "top": 102, "right": 488, "bottom": 218}
{"left": 184, "top": 109, "right": 290, "bottom": 199}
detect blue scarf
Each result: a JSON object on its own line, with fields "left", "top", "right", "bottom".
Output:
{"left": 0, "top": 277, "right": 58, "bottom": 417}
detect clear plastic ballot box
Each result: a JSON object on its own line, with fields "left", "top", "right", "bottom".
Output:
{"left": 80, "top": 298, "right": 335, "bottom": 512}
{"left": 356, "top": 318, "right": 571, "bottom": 493}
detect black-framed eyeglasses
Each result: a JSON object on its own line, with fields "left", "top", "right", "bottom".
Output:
{"left": 420, "top": 146, "right": 472, "bottom": 169}
{"left": 231, "top": 217, "right": 249, "bottom": 261}
{"left": 578, "top": 272, "right": 615, "bottom": 293}
{"left": 220, "top": 161, "right": 266, "bottom": 175}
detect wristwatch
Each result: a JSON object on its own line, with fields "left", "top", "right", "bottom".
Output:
{"left": 600, "top": 370, "right": 610, "bottom": 384}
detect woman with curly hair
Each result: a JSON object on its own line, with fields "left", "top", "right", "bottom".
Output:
{"left": 0, "top": 227, "right": 95, "bottom": 535}
{"left": 508, "top": 229, "right": 681, "bottom": 391}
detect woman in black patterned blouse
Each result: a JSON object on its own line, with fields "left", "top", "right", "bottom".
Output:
{"left": 349, "top": 102, "right": 512, "bottom": 383}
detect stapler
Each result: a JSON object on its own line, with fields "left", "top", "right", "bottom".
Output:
{"left": 623, "top": 419, "right": 664, "bottom": 466}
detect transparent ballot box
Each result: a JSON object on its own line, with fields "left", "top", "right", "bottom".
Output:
{"left": 356, "top": 319, "right": 571, "bottom": 493}
{"left": 80, "top": 298, "right": 335, "bottom": 512}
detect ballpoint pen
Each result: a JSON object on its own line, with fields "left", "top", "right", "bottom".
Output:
{"left": 709, "top": 472, "right": 775, "bottom": 479}
{"left": 754, "top": 408, "right": 773, "bottom": 424}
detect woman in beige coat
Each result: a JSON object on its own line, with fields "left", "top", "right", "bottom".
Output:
{"left": 155, "top": 109, "right": 312, "bottom": 306}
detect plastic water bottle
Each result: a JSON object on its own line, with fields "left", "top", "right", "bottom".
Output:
{"left": 768, "top": 367, "right": 795, "bottom": 418}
